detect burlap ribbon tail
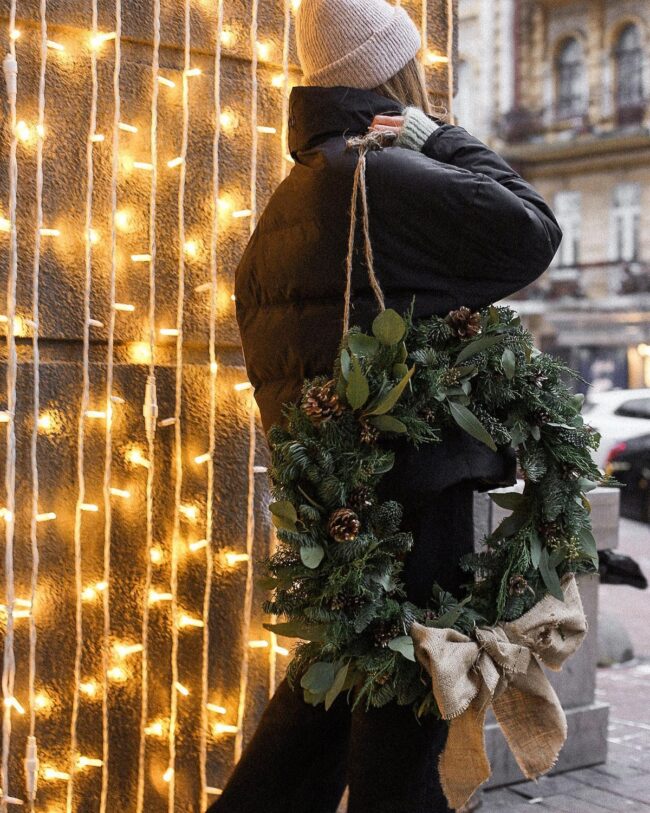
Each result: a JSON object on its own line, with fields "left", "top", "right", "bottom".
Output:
{"left": 410, "top": 574, "right": 588, "bottom": 811}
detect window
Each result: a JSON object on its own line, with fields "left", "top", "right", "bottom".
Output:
{"left": 553, "top": 191, "right": 582, "bottom": 267}
{"left": 610, "top": 183, "right": 641, "bottom": 262}
{"left": 614, "top": 397, "right": 650, "bottom": 419}
{"left": 556, "top": 37, "right": 587, "bottom": 118}
{"left": 615, "top": 24, "right": 644, "bottom": 110}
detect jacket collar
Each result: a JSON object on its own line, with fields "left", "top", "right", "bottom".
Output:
{"left": 288, "top": 86, "right": 403, "bottom": 157}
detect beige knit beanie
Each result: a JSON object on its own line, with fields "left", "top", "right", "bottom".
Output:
{"left": 295, "top": 0, "right": 421, "bottom": 89}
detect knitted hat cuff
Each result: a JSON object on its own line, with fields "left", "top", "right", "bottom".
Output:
{"left": 303, "top": 8, "right": 421, "bottom": 89}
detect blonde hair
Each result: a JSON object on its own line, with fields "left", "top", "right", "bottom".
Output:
{"left": 373, "top": 58, "right": 448, "bottom": 120}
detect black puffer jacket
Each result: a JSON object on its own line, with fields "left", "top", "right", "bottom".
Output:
{"left": 235, "top": 86, "right": 562, "bottom": 495}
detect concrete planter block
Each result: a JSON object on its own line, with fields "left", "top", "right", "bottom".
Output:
{"left": 474, "top": 485, "right": 620, "bottom": 787}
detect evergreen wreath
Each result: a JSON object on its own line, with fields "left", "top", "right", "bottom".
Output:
{"left": 260, "top": 303, "right": 611, "bottom": 717}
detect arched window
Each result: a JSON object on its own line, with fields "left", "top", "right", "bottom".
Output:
{"left": 556, "top": 37, "right": 586, "bottom": 118}
{"left": 615, "top": 24, "right": 644, "bottom": 110}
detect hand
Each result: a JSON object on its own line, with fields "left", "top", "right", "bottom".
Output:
{"left": 369, "top": 114, "right": 405, "bottom": 138}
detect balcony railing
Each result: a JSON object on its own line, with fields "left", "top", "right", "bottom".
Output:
{"left": 516, "top": 260, "right": 650, "bottom": 303}
{"left": 497, "top": 100, "right": 648, "bottom": 143}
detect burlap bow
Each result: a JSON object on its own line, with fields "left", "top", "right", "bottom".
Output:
{"left": 410, "top": 575, "right": 588, "bottom": 810}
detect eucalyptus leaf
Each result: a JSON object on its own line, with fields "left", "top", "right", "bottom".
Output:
{"left": 301, "top": 661, "right": 339, "bottom": 695}
{"left": 490, "top": 491, "right": 524, "bottom": 511}
{"left": 529, "top": 529, "right": 542, "bottom": 570}
{"left": 369, "top": 415, "right": 407, "bottom": 434}
{"left": 387, "top": 636, "right": 416, "bottom": 662}
{"left": 455, "top": 365, "right": 478, "bottom": 379}
{"left": 325, "top": 662, "right": 349, "bottom": 711}
{"left": 340, "top": 349, "right": 351, "bottom": 381}
{"left": 397, "top": 342, "right": 408, "bottom": 363}
{"left": 456, "top": 334, "right": 505, "bottom": 364}
{"left": 262, "top": 620, "right": 328, "bottom": 641}
{"left": 348, "top": 333, "right": 380, "bottom": 358}
{"left": 300, "top": 544, "right": 325, "bottom": 569}
{"left": 449, "top": 401, "right": 497, "bottom": 452}
{"left": 502, "top": 347, "right": 516, "bottom": 380}
{"left": 366, "top": 367, "right": 415, "bottom": 416}
{"left": 346, "top": 355, "right": 370, "bottom": 410}
{"left": 538, "top": 548, "right": 564, "bottom": 601}
{"left": 392, "top": 363, "right": 409, "bottom": 379}
{"left": 372, "top": 309, "right": 406, "bottom": 345}
{"left": 269, "top": 500, "right": 298, "bottom": 531}
{"left": 530, "top": 424, "right": 541, "bottom": 441}
{"left": 578, "top": 527, "right": 598, "bottom": 567}
{"left": 303, "top": 688, "right": 327, "bottom": 706}
{"left": 577, "top": 478, "right": 599, "bottom": 493}
{"left": 433, "top": 607, "right": 463, "bottom": 629}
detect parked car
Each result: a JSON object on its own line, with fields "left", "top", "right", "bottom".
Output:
{"left": 605, "top": 433, "right": 650, "bottom": 523}
{"left": 582, "top": 389, "right": 650, "bottom": 468}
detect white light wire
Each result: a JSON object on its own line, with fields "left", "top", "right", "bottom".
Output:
{"left": 199, "top": 0, "right": 224, "bottom": 805}
{"left": 135, "top": 0, "right": 161, "bottom": 806}
{"left": 233, "top": 0, "right": 260, "bottom": 764}
{"left": 26, "top": 1, "right": 47, "bottom": 807}
{"left": 1, "top": 3, "right": 20, "bottom": 807}
{"left": 100, "top": 1, "right": 122, "bottom": 809}
{"left": 167, "top": 1, "right": 191, "bottom": 807}
{"left": 67, "top": 2, "right": 99, "bottom": 810}
{"left": 234, "top": 391, "right": 257, "bottom": 764}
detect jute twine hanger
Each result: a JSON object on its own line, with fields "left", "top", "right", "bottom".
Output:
{"left": 342, "top": 129, "right": 397, "bottom": 336}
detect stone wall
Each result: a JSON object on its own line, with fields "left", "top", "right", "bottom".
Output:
{"left": 0, "top": 1, "right": 456, "bottom": 810}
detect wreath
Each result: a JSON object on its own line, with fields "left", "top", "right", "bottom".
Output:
{"left": 260, "top": 303, "right": 609, "bottom": 717}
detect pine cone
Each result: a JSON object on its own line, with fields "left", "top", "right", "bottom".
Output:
{"left": 445, "top": 307, "right": 482, "bottom": 339}
{"left": 420, "top": 407, "right": 437, "bottom": 425}
{"left": 372, "top": 619, "right": 403, "bottom": 648}
{"left": 508, "top": 575, "right": 528, "bottom": 596}
{"left": 348, "top": 485, "right": 373, "bottom": 513}
{"left": 328, "top": 508, "right": 361, "bottom": 543}
{"left": 328, "top": 594, "right": 346, "bottom": 611}
{"left": 303, "top": 380, "right": 344, "bottom": 425}
{"left": 359, "top": 418, "right": 380, "bottom": 445}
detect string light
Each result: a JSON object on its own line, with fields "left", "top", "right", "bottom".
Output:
{"left": 220, "top": 29, "right": 236, "bottom": 47}
{"left": 224, "top": 552, "right": 249, "bottom": 567}
{"left": 35, "top": 512, "right": 56, "bottom": 523}
{"left": 150, "top": 548, "right": 163, "bottom": 564}
{"left": 144, "top": 720, "right": 166, "bottom": 737}
{"left": 0, "top": 0, "right": 446, "bottom": 806}
{"left": 44, "top": 768, "right": 71, "bottom": 781}
{"left": 89, "top": 31, "right": 116, "bottom": 49}
{"left": 77, "top": 756, "right": 103, "bottom": 768}
{"left": 79, "top": 682, "right": 98, "bottom": 697}
{"left": 213, "top": 723, "right": 238, "bottom": 735}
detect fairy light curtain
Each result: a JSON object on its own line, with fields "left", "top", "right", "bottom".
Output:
{"left": 0, "top": 0, "right": 455, "bottom": 809}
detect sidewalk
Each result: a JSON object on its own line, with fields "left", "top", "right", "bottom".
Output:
{"left": 483, "top": 659, "right": 650, "bottom": 811}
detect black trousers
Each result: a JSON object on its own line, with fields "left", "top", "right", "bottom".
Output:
{"left": 208, "top": 481, "right": 475, "bottom": 813}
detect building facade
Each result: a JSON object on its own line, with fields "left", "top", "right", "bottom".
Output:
{"left": 458, "top": 0, "right": 650, "bottom": 392}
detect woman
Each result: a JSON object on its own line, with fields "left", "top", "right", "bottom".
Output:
{"left": 209, "top": 1, "right": 562, "bottom": 811}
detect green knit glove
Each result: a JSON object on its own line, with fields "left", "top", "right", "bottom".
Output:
{"left": 397, "top": 106, "right": 439, "bottom": 151}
